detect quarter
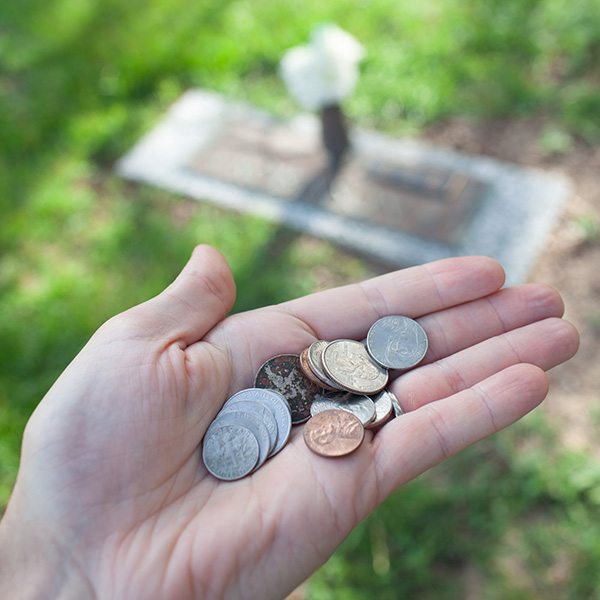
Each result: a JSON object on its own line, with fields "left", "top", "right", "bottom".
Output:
{"left": 321, "top": 339, "right": 388, "bottom": 394}
{"left": 367, "top": 315, "right": 428, "bottom": 370}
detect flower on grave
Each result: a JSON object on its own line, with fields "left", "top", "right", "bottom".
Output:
{"left": 279, "top": 23, "right": 365, "bottom": 111}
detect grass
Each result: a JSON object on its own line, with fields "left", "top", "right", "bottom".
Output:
{"left": 1, "top": 0, "right": 600, "bottom": 596}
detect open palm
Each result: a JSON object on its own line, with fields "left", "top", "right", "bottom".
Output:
{"left": 0, "top": 245, "right": 578, "bottom": 600}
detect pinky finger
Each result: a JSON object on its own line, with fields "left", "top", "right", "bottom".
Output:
{"left": 372, "top": 363, "right": 549, "bottom": 502}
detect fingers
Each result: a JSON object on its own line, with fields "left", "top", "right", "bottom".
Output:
{"left": 419, "top": 283, "right": 565, "bottom": 365}
{"left": 374, "top": 363, "right": 550, "bottom": 499}
{"left": 392, "top": 317, "right": 579, "bottom": 411}
{"left": 281, "top": 256, "right": 505, "bottom": 341}
{"left": 114, "top": 245, "right": 236, "bottom": 346}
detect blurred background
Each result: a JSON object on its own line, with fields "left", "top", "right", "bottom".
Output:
{"left": 1, "top": 0, "right": 600, "bottom": 597}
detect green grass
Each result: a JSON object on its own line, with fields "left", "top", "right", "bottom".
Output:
{"left": 1, "top": 0, "right": 600, "bottom": 596}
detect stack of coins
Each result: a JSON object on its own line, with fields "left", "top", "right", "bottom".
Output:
{"left": 202, "top": 315, "right": 428, "bottom": 479}
{"left": 202, "top": 388, "right": 292, "bottom": 481}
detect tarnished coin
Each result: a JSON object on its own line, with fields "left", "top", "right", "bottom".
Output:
{"left": 202, "top": 423, "right": 260, "bottom": 481}
{"left": 219, "top": 400, "right": 278, "bottom": 455}
{"left": 255, "top": 354, "right": 321, "bottom": 424}
{"left": 303, "top": 409, "right": 365, "bottom": 457}
{"left": 206, "top": 410, "right": 271, "bottom": 471}
{"left": 322, "top": 339, "right": 388, "bottom": 394}
{"left": 310, "top": 391, "right": 376, "bottom": 426}
{"left": 365, "top": 388, "right": 395, "bottom": 429}
{"left": 224, "top": 388, "right": 292, "bottom": 457}
{"left": 367, "top": 315, "right": 428, "bottom": 370}
{"left": 306, "top": 340, "right": 342, "bottom": 391}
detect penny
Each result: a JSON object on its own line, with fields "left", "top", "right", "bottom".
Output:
{"left": 303, "top": 409, "right": 365, "bottom": 457}
{"left": 206, "top": 410, "right": 271, "bottom": 471}
{"left": 310, "top": 391, "right": 376, "bottom": 426}
{"left": 306, "top": 340, "right": 342, "bottom": 391}
{"left": 299, "top": 348, "right": 329, "bottom": 389}
{"left": 365, "top": 388, "right": 395, "bottom": 429}
{"left": 202, "top": 423, "right": 260, "bottom": 481}
{"left": 255, "top": 354, "right": 321, "bottom": 424}
{"left": 322, "top": 339, "right": 388, "bottom": 394}
{"left": 224, "top": 388, "right": 292, "bottom": 457}
{"left": 367, "top": 315, "right": 428, "bottom": 370}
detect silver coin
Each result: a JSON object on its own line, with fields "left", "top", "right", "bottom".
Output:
{"left": 310, "top": 391, "right": 376, "bottom": 426}
{"left": 322, "top": 339, "right": 389, "bottom": 394}
{"left": 202, "top": 423, "right": 259, "bottom": 481}
{"left": 307, "top": 340, "right": 343, "bottom": 391}
{"left": 206, "top": 410, "right": 271, "bottom": 471}
{"left": 365, "top": 389, "right": 395, "bottom": 429}
{"left": 219, "top": 400, "right": 278, "bottom": 456}
{"left": 224, "top": 388, "right": 292, "bottom": 457}
{"left": 367, "top": 316, "right": 428, "bottom": 370}
{"left": 389, "top": 388, "right": 405, "bottom": 417}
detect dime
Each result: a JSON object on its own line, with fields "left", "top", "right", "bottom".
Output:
{"left": 365, "top": 388, "right": 395, "bottom": 429}
{"left": 202, "top": 423, "right": 260, "bottom": 481}
{"left": 310, "top": 391, "right": 376, "bottom": 426}
{"left": 306, "top": 340, "right": 342, "bottom": 391}
{"left": 366, "top": 315, "right": 428, "bottom": 370}
{"left": 206, "top": 410, "right": 271, "bottom": 471}
{"left": 303, "top": 409, "right": 365, "bottom": 457}
{"left": 389, "top": 388, "right": 405, "bottom": 417}
{"left": 322, "top": 339, "right": 388, "bottom": 394}
{"left": 219, "top": 400, "right": 278, "bottom": 455}
{"left": 224, "top": 388, "right": 292, "bottom": 457}
{"left": 254, "top": 354, "right": 321, "bottom": 424}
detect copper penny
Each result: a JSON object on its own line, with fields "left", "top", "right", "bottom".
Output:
{"left": 255, "top": 354, "right": 320, "bottom": 424}
{"left": 303, "top": 409, "right": 365, "bottom": 457}
{"left": 299, "top": 348, "right": 329, "bottom": 389}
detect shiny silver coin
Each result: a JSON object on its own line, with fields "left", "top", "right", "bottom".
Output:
{"left": 365, "top": 388, "right": 395, "bottom": 430}
{"left": 306, "top": 340, "right": 343, "bottom": 391}
{"left": 366, "top": 315, "right": 428, "bottom": 370}
{"left": 202, "top": 423, "right": 260, "bottom": 481}
{"left": 219, "top": 400, "right": 278, "bottom": 456}
{"left": 322, "top": 339, "right": 388, "bottom": 395}
{"left": 206, "top": 410, "right": 271, "bottom": 471}
{"left": 224, "top": 388, "right": 292, "bottom": 457}
{"left": 389, "top": 388, "right": 405, "bottom": 417}
{"left": 310, "top": 391, "right": 376, "bottom": 426}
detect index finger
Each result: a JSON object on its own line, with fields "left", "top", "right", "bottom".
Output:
{"left": 280, "top": 256, "right": 506, "bottom": 341}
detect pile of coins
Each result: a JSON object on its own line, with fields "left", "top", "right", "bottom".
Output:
{"left": 202, "top": 315, "right": 428, "bottom": 480}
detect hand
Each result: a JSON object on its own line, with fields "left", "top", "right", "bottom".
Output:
{"left": 0, "top": 245, "right": 579, "bottom": 600}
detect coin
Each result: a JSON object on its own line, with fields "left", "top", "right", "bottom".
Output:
{"left": 366, "top": 315, "right": 428, "bottom": 370}
{"left": 255, "top": 354, "right": 321, "bottom": 424}
{"left": 224, "top": 388, "right": 292, "bottom": 457}
{"left": 219, "top": 399, "right": 278, "bottom": 455}
{"left": 365, "top": 388, "right": 394, "bottom": 429}
{"left": 388, "top": 388, "right": 405, "bottom": 417}
{"left": 306, "top": 341, "right": 342, "bottom": 391}
{"left": 299, "top": 348, "right": 329, "bottom": 389}
{"left": 321, "top": 339, "right": 388, "bottom": 394}
{"left": 206, "top": 410, "right": 271, "bottom": 471}
{"left": 303, "top": 409, "right": 365, "bottom": 457}
{"left": 310, "top": 391, "right": 376, "bottom": 426}
{"left": 202, "top": 423, "right": 260, "bottom": 481}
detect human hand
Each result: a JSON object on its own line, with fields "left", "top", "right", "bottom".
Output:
{"left": 0, "top": 245, "right": 579, "bottom": 600}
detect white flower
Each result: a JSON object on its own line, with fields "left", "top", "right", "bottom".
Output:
{"left": 279, "top": 23, "right": 365, "bottom": 111}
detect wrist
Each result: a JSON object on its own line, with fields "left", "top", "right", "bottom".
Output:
{"left": 0, "top": 488, "right": 95, "bottom": 600}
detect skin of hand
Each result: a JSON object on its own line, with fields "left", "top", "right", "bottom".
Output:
{"left": 0, "top": 245, "right": 579, "bottom": 600}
